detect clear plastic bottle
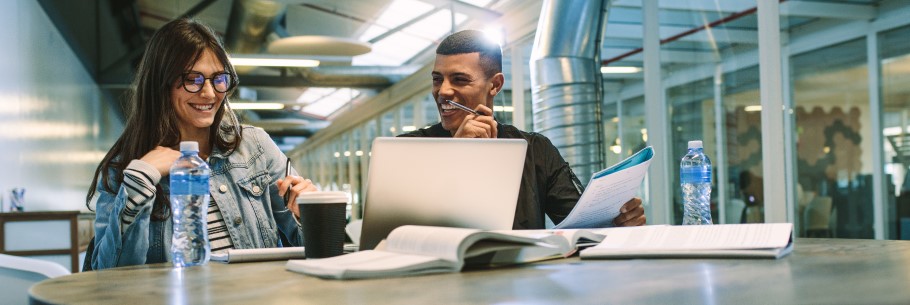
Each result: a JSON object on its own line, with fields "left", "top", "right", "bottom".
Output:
{"left": 170, "top": 141, "right": 211, "bottom": 267}
{"left": 680, "top": 140, "right": 713, "bottom": 225}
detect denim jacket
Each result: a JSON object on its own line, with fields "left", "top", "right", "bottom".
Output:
{"left": 90, "top": 126, "right": 303, "bottom": 270}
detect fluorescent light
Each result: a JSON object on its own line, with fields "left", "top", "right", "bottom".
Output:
{"left": 745, "top": 105, "right": 762, "bottom": 112}
{"left": 493, "top": 106, "right": 513, "bottom": 112}
{"left": 231, "top": 102, "right": 285, "bottom": 110}
{"left": 229, "top": 56, "right": 319, "bottom": 67}
{"left": 600, "top": 66, "right": 642, "bottom": 74}
{"left": 401, "top": 126, "right": 418, "bottom": 132}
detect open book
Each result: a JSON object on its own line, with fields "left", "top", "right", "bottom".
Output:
{"left": 580, "top": 223, "right": 794, "bottom": 259}
{"left": 488, "top": 228, "right": 608, "bottom": 261}
{"left": 211, "top": 247, "right": 306, "bottom": 263}
{"left": 285, "top": 226, "right": 605, "bottom": 280}
{"left": 555, "top": 146, "right": 653, "bottom": 229}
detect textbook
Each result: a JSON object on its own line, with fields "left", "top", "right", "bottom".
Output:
{"left": 210, "top": 247, "right": 306, "bottom": 263}
{"left": 285, "top": 226, "right": 606, "bottom": 280}
{"left": 487, "top": 228, "right": 608, "bottom": 261}
{"left": 555, "top": 146, "right": 654, "bottom": 229}
{"left": 580, "top": 223, "right": 794, "bottom": 259}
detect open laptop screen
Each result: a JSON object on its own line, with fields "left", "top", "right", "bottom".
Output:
{"left": 358, "top": 137, "right": 528, "bottom": 250}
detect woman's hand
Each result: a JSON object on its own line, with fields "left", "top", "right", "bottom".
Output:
{"left": 277, "top": 176, "right": 319, "bottom": 218}
{"left": 139, "top": 146, "right": 182, "bottom": 177}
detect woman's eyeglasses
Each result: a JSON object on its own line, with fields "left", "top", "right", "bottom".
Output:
{"left": 181, "top": 72, "right": 233, "bottom": 93}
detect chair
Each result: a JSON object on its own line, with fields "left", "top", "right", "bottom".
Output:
{"left": 726, "top": 199, "right": 745, "bottom": 224}
{"left": 0, "top": 253, "right": 70, "bottom": 305}
{"left": 804, "top": 196, "right": 833, "bottom": 237}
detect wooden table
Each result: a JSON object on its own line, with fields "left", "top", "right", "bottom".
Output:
{"left": 29, "top": 238, "right": 910, "bottom": 304}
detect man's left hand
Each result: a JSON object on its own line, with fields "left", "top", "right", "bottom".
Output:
{"left": 613, "top": 197, "right": 646, "bottom": 227}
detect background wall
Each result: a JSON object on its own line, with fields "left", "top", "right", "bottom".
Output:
{"left": 0, "top": 1, "right": 115, "bottom": 212}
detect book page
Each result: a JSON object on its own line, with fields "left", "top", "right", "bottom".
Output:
{"left": 555, "top": 147, "right": 653, "bottom": 229}
{"left": 591, "top": 223, "right": 793, "bottom": 251}
{"left": 384, "top": 226, "right": 482, "bottom": 262}
{"left": 285, "top": 250, "right": 450, "bottom": 279}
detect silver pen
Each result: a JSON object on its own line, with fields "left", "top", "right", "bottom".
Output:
{"left": 445, "top": 100, "right": 480, "bottom": 116}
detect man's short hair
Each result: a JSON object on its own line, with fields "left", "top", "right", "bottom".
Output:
{"left": 436, "top": 30, "right": 502, "bottom": 79}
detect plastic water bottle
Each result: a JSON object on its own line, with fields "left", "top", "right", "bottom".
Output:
{"left": 170, "top": 141, "right": 211, "bottom": 267}
{"left": 680, "top": 140, "right": 713, "bottom": 225}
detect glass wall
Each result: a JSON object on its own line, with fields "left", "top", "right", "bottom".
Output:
{"left": 292, "top": 0, "right": 910, "bottom": 238}
{"left": 791, "top": 38, "right": 871, "bottom": 238}
{"left": 880, "top": 25, "right": 910, "bottom": 240}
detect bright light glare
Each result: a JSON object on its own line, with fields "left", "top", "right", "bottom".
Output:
{"left": 600, "top": 66, "right": 642, "bottom": 74}
{"left": 229, "top": 57, "right": 319, "bottom": 67}
{"left": 402, "top": 126, "right": 418, "bottom": 132}
{"left": 745, "top": 105, "right": 762, "bottom": 112}
{"left": 482, "top": 25, "right": 504, "bottom": 46}
{"left": 493, "top": 106, "right": 513, "bottom": 112}
{"left": 230, "top": 102, "right": 285, "bottom": 110}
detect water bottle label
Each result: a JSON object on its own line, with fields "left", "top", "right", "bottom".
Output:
{"left": 170, "top": 175, "right": 210, "bottom": 196}
{"left": 680, "top": 167, "right": 711, "bottom": 183}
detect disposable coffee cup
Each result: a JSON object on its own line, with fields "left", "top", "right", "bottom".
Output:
{"left": 297, "top": 191, "right": 349, "bottom": 259}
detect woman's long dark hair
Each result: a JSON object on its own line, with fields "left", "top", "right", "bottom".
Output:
{"left": 86, "top": 18, "right": 242, "bottom": 221}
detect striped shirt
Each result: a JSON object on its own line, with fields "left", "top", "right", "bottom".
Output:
{"left": 207, "top": 198, "right": 234, "bottom": 253}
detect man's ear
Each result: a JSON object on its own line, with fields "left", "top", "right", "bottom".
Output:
{"left": 489, "top": 72, "right": 505, "bottom": 96}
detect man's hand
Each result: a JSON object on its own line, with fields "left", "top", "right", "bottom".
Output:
{"left": 453, "top": 104, "right": 497, "bottom": 138}
{"left": 613, "top": 197, "right": 646, "bottom": 227}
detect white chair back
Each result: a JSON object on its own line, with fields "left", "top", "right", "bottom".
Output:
{"left": 0, "top": 254, "right": 70, "bottom": 305}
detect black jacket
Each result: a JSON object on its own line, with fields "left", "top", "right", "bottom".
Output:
{"left": 399, "top": 123, "right": 583, "bottom": 229}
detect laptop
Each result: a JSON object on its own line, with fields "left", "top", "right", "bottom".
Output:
{"left": 358, "top": 137, "right": 528, "bottom": 250}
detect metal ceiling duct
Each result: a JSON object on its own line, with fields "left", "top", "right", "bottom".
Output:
{"left": 225, "top": 0, "right": 284, "bottom": 55}
{"left": 529, "top": 0, "right": 609, "bottom": 183}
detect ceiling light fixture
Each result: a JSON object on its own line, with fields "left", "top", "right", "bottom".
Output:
{"left": 600, "top": 66, "right": 642, "bottom": 74}
{"left": 493, "top": 106, "right": 514, "bottom": 112}
{"left": 745, "top": 105, "right": 762, "bottom": 112}
{"left": 230, "top": 102, "right": 286, "bottom": 110}
{"left": 229, "top": 56, "right": 319, "bottom": 67}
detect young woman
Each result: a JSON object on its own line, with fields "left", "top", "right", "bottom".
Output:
{"left": 86, "top": 18, "right": 316, "bottom": 270}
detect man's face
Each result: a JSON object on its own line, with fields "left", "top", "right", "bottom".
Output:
{"left": 431, "top": 53, "right": 497, "bottom": 133}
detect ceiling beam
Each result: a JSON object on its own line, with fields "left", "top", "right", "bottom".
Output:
{"left": 780, "top": 1, "right": 876, "bottom": 20}
{"left": 612, "top": 0, "right": 754, "bottom": 14}
{"left": 418, "top": 0, "right": 503, "bottom": 21}
{"left": 604, "top": 48, "right": 719, "bottom": 64}
{"left": 367, "top": 7, "right": 443, "bottom": 44}
{"left": 605, "top": 23, "right": 757, "bottom": 44}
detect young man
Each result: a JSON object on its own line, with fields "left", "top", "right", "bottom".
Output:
{"left": 399, "top": 30, "right": 646, "bottom": 229}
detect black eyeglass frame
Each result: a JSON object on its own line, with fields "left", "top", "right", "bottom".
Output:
{"left": 180, "top": 72, "right": 236, "bottom": 93}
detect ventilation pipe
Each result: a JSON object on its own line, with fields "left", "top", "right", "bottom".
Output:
{"left": 529, "top": 0, "right": 609, "bottom": 182}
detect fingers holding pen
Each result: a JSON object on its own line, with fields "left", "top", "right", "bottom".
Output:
{"left": 279, "top": 176, "right": 318, "bottom": 219}
{"left": 454, "top": 105, "right": 498, "bottom": 138}
{"left": 279, "top": 176, "right": 318, "bottom": 201}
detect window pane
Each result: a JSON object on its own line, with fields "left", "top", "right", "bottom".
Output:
{"left": 792, "top": 38, "right": 870, "bottom": 239}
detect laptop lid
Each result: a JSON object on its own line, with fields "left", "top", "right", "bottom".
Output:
{"left": 359, "top": 137, "right": 528, "bottom": 250}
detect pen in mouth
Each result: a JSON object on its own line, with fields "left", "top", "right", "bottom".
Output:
{"left": 445, "top": 100, "right": 480, "bottom": 116}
